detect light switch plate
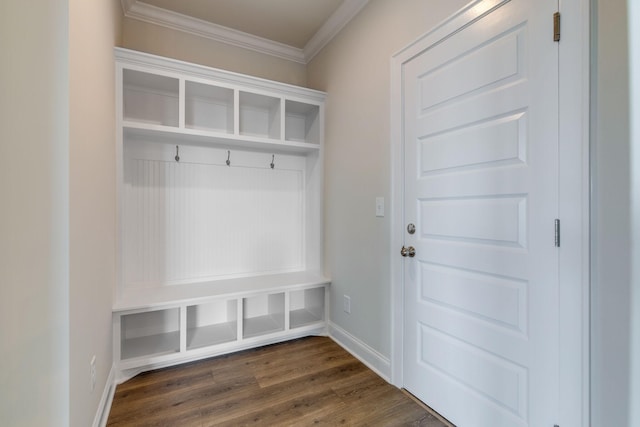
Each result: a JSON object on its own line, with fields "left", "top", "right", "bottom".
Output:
{"left": 375, "top": 197, "right": 384, "bottom": 217}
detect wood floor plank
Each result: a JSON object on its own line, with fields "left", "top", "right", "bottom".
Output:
{"left": 112, "top": 370, "right": 215, "bottom": 404}
{"left": 196, "top": 362, "right": 363, "bottom": 424}
{"left": 109, "top": 376, "right": 259, "bottom": 425}
{"left": 107, "top": 336, "right": 448, "bottom": 426}
{"left": 252, "top": 347, "right": 356, "bottom": 388}
{"left": 215, "top": 388, "right": 346, "bottom": 426}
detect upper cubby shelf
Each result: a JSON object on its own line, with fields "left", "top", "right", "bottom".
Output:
{"left": 123, "top": 69, "right": 179, "bottom": 127}
{"left": 117, "top": 48, "right": 325, "bottom": 153}
{"left": 185, "top": 81, "right": 234, "bottom": 134}
{"left": 239, "top": 91, "right": 281, "bottom": 140}
{"left": 286, "top": 100, "right": 320, "bottom": 144}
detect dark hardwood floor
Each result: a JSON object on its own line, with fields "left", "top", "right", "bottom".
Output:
{"left": 107, "top": 336, "right": 450, "bottom": 426}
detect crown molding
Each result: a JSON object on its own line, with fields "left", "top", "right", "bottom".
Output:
{"left": 122, "top": 1, "right": 306, "bottom": 63}
{"left": 120, "top": 0, "right": 136, "bottom": 13}
{"left": 303, "top": 0, "right": 370, "bottom": 63}
{"left": 121, "top": 0, "right": 370, "bottom": 65}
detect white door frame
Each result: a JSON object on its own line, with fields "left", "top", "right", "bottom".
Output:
{"left": 389, "top": 1, "right": 590, "bottom": 425}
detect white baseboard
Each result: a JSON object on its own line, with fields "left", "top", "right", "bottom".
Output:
{"left": 93, "top": 363, "right": 116, "bottom": 427}
{"left": 328, "top": 322, "right": 391, "bottom": 381}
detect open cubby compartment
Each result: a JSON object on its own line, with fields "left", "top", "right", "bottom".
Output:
{"left": 290, "top": 287, "right": 325, "bottom": 329}
{"left": 187, "top": 299, "right": 238, "bottom": 350}
{"left": 285, "top": 100, "right": 320, "bottom": 144}
{"left": 185, "top": 81, "right": 234, "bottom": 133}
{"left": 239, "top": 91, "right": 281, "bottom": 139}
{"left": 120, "top": 307, "right": 180, "bottom": 360}
{"left": 242, "top": 293, "right": 285, "bottom": 339}
{"left": 123, "top": 69, "right": 179, "bottom": 127}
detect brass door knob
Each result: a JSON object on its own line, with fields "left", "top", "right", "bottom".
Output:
{"left": 400, "top": 246, "right": 416, "bottom": 257}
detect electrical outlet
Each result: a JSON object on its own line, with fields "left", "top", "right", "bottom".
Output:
{"left": 343, "top": 295, "right": 351, "bottom": 314}
{"left": 90, "top": 355, "right": 96, "bottom": 392}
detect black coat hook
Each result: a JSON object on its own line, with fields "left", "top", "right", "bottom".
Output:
{"left": 270, "top": 154, "right": 275, "bottom": 169}
{"left": 175, "top": 145, "right": 180, "bottom": 162}
{"left": 226, "top": 150, "right": 231, "bottom": 166}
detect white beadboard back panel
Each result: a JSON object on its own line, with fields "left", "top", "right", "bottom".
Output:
{"left": 123, "top": 139, "right": 306, "bottom": 289}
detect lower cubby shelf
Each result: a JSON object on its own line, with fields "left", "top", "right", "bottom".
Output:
{"left": 113, "top": 274, "right": 329, "bottom": 379}
{"left": 290, "top": 287, "right": 324, "bottom": 328}
{"left": 121, "top": 332, "right": 180, "bottom": 360}
{"left": 243, "top": 293, "right": 285, "bottom": 339}
{"left": 290, "top": 309, "right": 323, "bottom": 329}
{"left": 120, "top": 308, "right": 181, "bottom": 360}
{"left": 243, "top": 315, "right": 285, "bottom": 339}
{"left": 186, "top": 299, "right": 238, "bottom": 350}
{"left": 187, "top": 322, "right": 237, "bottom": 350}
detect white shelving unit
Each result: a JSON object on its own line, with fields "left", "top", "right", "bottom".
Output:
{"left": 114, "top": 278, "right": 329, "bottom": 374}
{"left": 113, "top": 48, "right": 329, "bottom": 380}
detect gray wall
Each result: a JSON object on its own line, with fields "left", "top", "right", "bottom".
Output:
{"left": 591, "top": 0, "right": 634, "bottom": 425}
{"left": 0, "top": 0, "right": 70, "bottom": 425}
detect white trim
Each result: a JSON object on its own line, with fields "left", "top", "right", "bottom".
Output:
{"left": 120, "top": 0, "right": 370, "bottom": 65}
{"left": 328, "top": 322, "right": 391, "bottom": 381}
{"left": 389, "top": 1, "right": 590, "bottom": 425}
{"left": 93, "top": 363, "right": 116, "bottom": 427}
{"left": 122, "top": 1, "right": 305, "bottom": 63}
{"left": 303, "top": 0, "right": 370, "bottom": 63}
{"left": 557, "top": 1, "right": 591, "bottom": 426}
{"left": 629, "top": 1, "right": 640, "bottom": 424}
{"left": 120, "top": 0, "right": 135, "bottom": 14}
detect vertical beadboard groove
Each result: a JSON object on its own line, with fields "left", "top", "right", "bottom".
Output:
{"left": 124, "top": 152, "right": 305, "bottom": 288}
{"left": 168, "top": 161, "right": 176, "bottom": 281}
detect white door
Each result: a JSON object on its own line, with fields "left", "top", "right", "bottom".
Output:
{"left": 402, "top": 1, "right": 559, "bottom": 426}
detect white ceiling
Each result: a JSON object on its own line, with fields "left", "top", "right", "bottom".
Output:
{"left": 121, "top": 0, "right": 370, "bottom": 64}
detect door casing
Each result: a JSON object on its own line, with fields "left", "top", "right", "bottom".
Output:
{"left": 389, "top": 1, "right": 590, "bottom": 425}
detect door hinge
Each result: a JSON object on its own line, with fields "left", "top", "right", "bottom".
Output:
{"left": 553, "top": 12, "right": 561, "bottom": 42}
{"left": 554, "top": 219, "right": 561, "bottom": 247}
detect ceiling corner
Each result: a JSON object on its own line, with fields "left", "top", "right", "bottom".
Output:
{"left": 120, "top": 0, "right": 136, "bottom": 14}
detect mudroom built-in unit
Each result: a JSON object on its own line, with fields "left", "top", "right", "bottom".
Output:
{"left": 113, "top": 48, "right": 329, "bottom": 380}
